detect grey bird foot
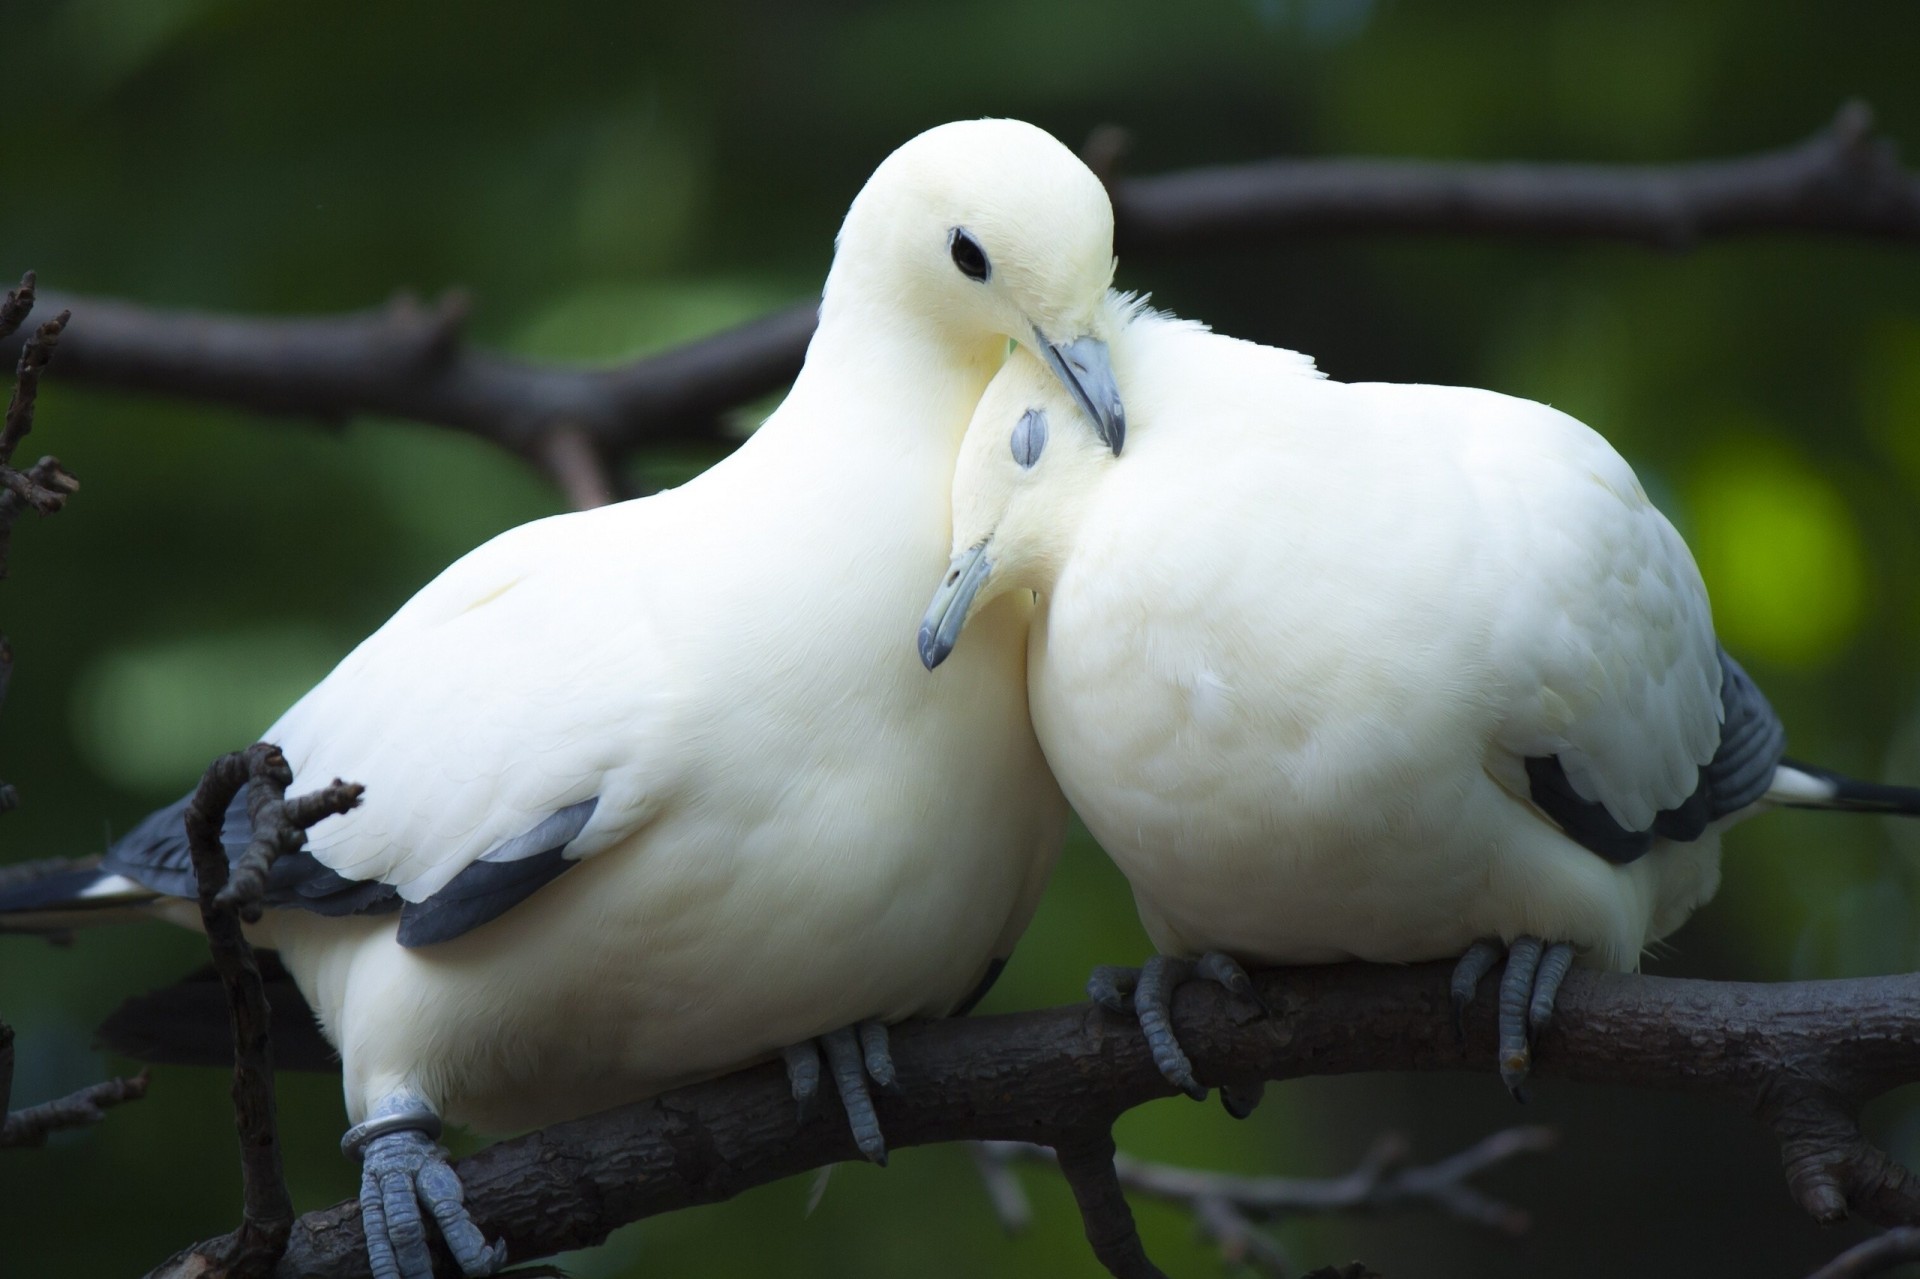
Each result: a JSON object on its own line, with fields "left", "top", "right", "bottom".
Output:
{"left": 349, "top": 1118, "right": 506, "bottom": 1279}
{"left": 1449, "top": 935, "right": 1575, "bottom": 1102}
{"left": 1088, "top": 951, "right": 1268, "bottom": 1105}
{"left": 783, "top": 1020, "right": 901, "bottom": 1166}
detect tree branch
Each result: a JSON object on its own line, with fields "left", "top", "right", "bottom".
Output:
{"left": 1115, "top": 100, "right": 1920, "bottom": 253}
{"left": 214, "top": 963, "right": 1920, "bottom": 1278}
{"left": 1, "top": 103, "right": 1914, "bottom": 501}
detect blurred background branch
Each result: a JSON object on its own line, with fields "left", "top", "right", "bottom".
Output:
{"left": 975, "top": 1126, "right": 1556, "bottom": 1277}
{"left": 1, "top": 104, "right": 1914, "bottom": 511}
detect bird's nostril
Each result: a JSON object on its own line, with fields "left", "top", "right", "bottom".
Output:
{"left": 946, "top": 571, "right": 959, "bottom": 585}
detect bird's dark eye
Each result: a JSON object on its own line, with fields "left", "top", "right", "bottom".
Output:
{"left": 1010, "top": 408, "right": 1048, "bottom": 469}
{"left": 949, "top": 228, "right": 990, "bottom": 283}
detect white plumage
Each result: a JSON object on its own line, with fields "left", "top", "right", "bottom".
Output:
{"left": 923, "top": 296, "right": 1803, "bottom": 1095}
{"left": 266, "top": 117, "right": 1118, "bottom": 1134}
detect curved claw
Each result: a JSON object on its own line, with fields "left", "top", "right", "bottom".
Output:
{"left": 358, "top": 1128, "right": 504, "bottom": 1279}
{"left": 1219, "top": 1080, "right": 1266, "bottom": 1120}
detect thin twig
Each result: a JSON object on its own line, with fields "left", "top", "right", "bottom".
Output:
{"left": 1808, "top": 1227, "right": 1920, "bottom": 1279}
{"left": 159, "top": 743, "right": 362, "bottom": 1277}
{"left": 4, "top": 105, "right": 1917, "bottom": 470}
{"left": 2, "top": 307, "right": 68, "bottom": 465}
{"left": 2, "top": 1018, "right": 149, "bottom": 1150}
{"left": 0, "top": 272, "right": 34, "bottom": 345}
{"left": 0, "top": 276, "right": 77, "bottom": 583}
{"left": 0, "top": 1068, "right": 150, "bottom": 1148}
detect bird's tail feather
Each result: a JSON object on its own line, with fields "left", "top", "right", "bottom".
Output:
{"left": 1767, "top": 759, "right": 1920, "bottom": 816}
{"left": 0, "top": 858, "right": 159, "bottom": 933}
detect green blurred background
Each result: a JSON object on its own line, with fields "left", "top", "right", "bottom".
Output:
{"left": 3, "top": 0, "right": 1919, "bottom": 1274}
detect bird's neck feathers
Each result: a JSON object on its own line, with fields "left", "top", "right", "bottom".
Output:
{"left": 775, "top": 277, "right": 1006, "bottom": 457}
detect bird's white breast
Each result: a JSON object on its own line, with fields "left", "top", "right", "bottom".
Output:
{"left": 274, "top": 369, "right": 1065, "bottom": 1131}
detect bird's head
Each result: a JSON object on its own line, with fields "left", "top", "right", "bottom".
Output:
{"left": 919, "top": 339, "right": 1120, "bottom": 671}
{"left": 835, "top": 118, "right": 1126, "bottom": 451}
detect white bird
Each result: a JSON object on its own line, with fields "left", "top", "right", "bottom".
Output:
{"left": 920, "top": 296, "right": 1920, "bottom": 1107}
{"left": 0, "top": 119, "right": 1124, "bottom": 1279}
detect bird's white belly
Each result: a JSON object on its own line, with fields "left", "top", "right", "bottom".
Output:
{"left": 278, "top": 797, "right": 1043, "bottom": 1132}
{"left": 1031, "top": 609, "right": 1709, "bottom": 976}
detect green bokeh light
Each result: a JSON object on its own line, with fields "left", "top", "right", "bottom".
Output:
{"left": 1685, "top": 436, "right": 1869, "bottom": 668}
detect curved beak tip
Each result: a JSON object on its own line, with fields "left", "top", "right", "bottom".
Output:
{"left": 917, "top": 622, "right": 949, "bottom": 671}
{"left": 919, "top": 542, "right": 993, "bottom": 673}
{"left": 1040, "top": 333, "right": 1125, "bottom": 455}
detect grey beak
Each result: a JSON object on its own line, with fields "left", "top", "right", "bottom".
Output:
{"left": 1038, "top": 333, "right": 1125, "bottom": 455}
{"left": 919, "top": 541, "right": 993, "bottom": 670}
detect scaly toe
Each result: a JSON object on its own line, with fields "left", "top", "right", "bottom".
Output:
{"left": 1087, "top": 964, "right": 1140, "bottom": 1015}
{"left": 1135, "top": 955, "right": 1207, "bottom": 1101}
{"left": 1528, "top": 942, "right": 1576, "bottom": 1042}
{"left": 783, "top": 1040, "right": 823, "bottom": 1125}
{"left": 1449, "top": 939, "right": 1504, "bottom": 1042}
{"left": 822, "top": 1025, "right": 889, "bottom": 1165}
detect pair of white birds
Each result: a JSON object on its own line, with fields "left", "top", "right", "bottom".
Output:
{"left": 5, "top": 118, "right": 1915, "bottom": 1279}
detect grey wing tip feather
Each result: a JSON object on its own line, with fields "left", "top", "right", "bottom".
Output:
{"left": 396, "top": 797, "right": 600, "bottom": 948}
{"left": 1530, "top": 647, "right": 1788, "bottom": 859}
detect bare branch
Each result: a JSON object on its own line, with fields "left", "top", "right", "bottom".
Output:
{"left": 0, "top": 287, "right": 814, "bottom": 464}
{"left": 1808, "top": 1227, "right": 1920, "bottom": 1279}
{"left": 1054, "top": 1127, "right": 1167, "bottom": 1279}
{"left": 154, "top": 744, "right": 363, "bottom": 1278}
{"left": 0, "top": 272, "right": 34, "bottom": 345}
{"left": 2, "top": 307, "right": 69, "bottom": 466}
{"left": 1115, "top": 100, "right": 1920, "bottom": 253}
{"left": 979, "top": 1125, "right": 1554, "bottom": 1275}
{"left": 217, "top": 964, "right": 1920, "bottom": 1278}
{"left": 0, "top": 1061, "right": 149, "bottom": 1148}
{"left": 2, "top": 1018, "right": 147, "bottom": 1153}
{"left": 2, "top": 104, "right": 1916, "bottom": 477}
{"left": 0, "top": 277, "right": 77, "bottom": 583}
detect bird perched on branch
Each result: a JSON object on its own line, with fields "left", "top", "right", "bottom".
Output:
{"left": 0, "top": 119, "right": 1124, "bottom": 1279}
{"left": 920, "top": 295, "right": 1920, "bottom": 1108}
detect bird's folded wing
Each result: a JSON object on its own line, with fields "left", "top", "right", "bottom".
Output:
{"left": 263, "top": 509, "right": 680, "bottom": 907}
{"left": 1472, "top": 401, "right": 1722, "bottom": 835}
